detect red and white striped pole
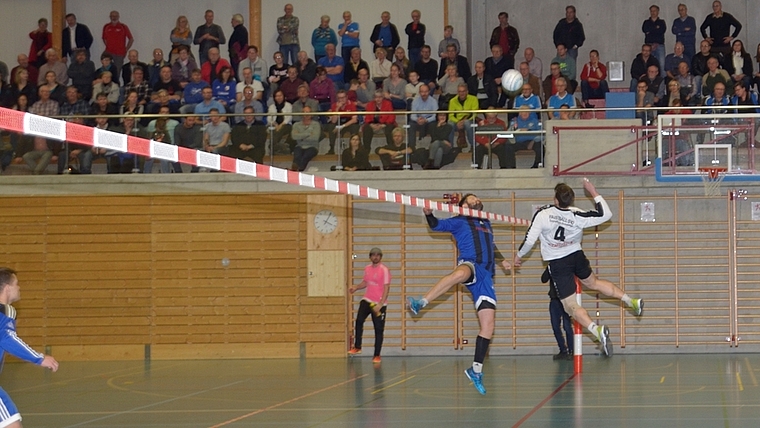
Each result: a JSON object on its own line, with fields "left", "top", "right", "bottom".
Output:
{"left": 573, "top": 277, "right": 583, "bottom": 374}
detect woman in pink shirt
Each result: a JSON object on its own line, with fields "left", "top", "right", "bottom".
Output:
{"left": 348, "top": 247, "right": 391, "bottom": 363}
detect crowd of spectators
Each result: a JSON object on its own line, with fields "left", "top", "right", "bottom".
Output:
{"left": 0, "top": 1, "right": 756, "bottom": 174}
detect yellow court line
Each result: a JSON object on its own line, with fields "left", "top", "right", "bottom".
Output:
{"left": 736, "top": 372, "right": 744, "bottom": 392}
{"left": 372, "top": 375, "right": 416, "bottom": 394}
{"left": 660, "top": 376, "right": 665, "bottom": 384}
{"left": 744, "top": 358, "right": 758, "bottom": 387}
{"left": 365, "top": 359, "right": 441, "bottom": 391}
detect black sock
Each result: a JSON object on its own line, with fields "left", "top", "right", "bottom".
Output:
{"left": 474, "top": 335, "right": 490, "bottom": 364}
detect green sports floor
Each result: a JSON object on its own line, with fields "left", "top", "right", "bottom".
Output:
{"left": 5, "top": 354, "right": 760, "bottom": 427}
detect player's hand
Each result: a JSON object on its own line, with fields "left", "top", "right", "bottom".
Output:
{"left": 513, "top": 255, "right": 522, "bottom": 268}
{"left": 41, "top": 355, "right": 59, "bottom": 372}
{"left": 423, "top": 208, "right": 433, "bottom": 215}
{"left": 582, "top": 177, "right": 599, "bottom": 198}
{"left": 500, "top": 259, "right": 512, "bottom": 271}
{"left": 348, "top": 287, "right": 355, "bottom": 294}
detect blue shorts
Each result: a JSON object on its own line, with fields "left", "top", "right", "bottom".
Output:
{"left": 0, "top": 387, "right": 21, "bottom": 427}
{"left": 458, "top": 260, "right": 497, "bottom": 310}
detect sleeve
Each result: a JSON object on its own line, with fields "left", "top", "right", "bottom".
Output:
{"left": 577, "top": 22, "right": 586, "bottom": 47}
{"left": 699, "top": 16, "right": 709, "bottom": 39}
{"left": 729, "top": 14, "right": 742, "bottom": 38}
{"left": 573, "top": 195, "right": 613, "bottom": 228}
{"left": 517, "top": 209, "right": 546, "bottom": 258}
{"left": 193, "top": 26, "right": 203, "bottom": 45}
{"left": 0, "top": 320, "right": 44, "bottom": 365}
{"left": 124, "top": 25, "right": 133, "bottom": 41}
{"left": 217, "top": 27, "right": 226, "bottom": 45}
{"left": 382, "top": 265, "right": 391, "bottom": 285}
{"left": 83, "top": 25, "right": 94, "bottom": 49}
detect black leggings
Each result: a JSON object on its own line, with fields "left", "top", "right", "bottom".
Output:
{"left": 353, "top": 300, "right": 386, "bottom": 356}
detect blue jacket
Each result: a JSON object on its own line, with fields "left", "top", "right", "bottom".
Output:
{"left": 672, "top": 16, "right": 697, "bottom": 45}
{"left": 427, "top": 214, "right": 497, "bottom": 274}
{"left": 0, "top": 305, "right": 44, "bottom": 373}
{"left": 311, "top": 27, "right": 338, "bottom": 57}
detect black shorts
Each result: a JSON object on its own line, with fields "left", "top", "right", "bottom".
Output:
{"left": 547, "top": 250, "right": 592, "bottom": 300}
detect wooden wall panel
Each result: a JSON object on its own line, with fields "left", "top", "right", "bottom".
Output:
{"left": 0, "top": 193, "right": 348, "bottom": 360}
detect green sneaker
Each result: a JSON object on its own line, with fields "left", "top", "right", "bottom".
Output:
{"left": 631, "top": 298, "right": 644, "bottom": 316}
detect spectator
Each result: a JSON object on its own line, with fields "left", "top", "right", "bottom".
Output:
{"left": 732, "top": 80, "right": 758, "bottom": 114}
{"left": 151, "top": 65, "right": 182, "bottom": 108}
{"left": 41, "top": 71, "right": 66, "bottom": 105}
{"left": 635, "top": 79, "right": 655, "bottom": 125}
{"left": 59, "top": 86, "right": 89, "bottom": 119}
{"left": 658, "top": 79, "right": 684, "bottom": 107}
{"left": 485, "top": 45, "right": 510, "bottom": 88}
{"left": 369, "top": 48, "right": 392, "bottom": 87}
{"left": 342, "top": 134, "right": 372, "bottom": 171}
{"left": 147, "top": 49, "right": 168, "bottom": 87}
{"left": 438, "top": 43, "right": 471, "bottom": 81}
{"left": 754, "top": 43, "right": 760, "bottom": 92}
{"left": 425, "top": 111, "right": 455, "bottom": 169}
{"left": 90, "top": 92, "right": 118, "bottom": 126}
{"left": 393, "top": 47, "right": 411, "bottom": 79}
{"left": 91, "top": 71, "right": 119, "bottom": 105}
{"left": 641, "top": 65, "right": 664, "bottom": 103}
{"left": 28, "top": 18, "right": 53, "bottom": 69}
{"left": 290, "top": 106, "right": 321, "bottom": 171}
{"left": 382, "top": 64, "right": 408, "bottom": 110}
{"left": 94, "top": 52, "right": 116, "bottom": 81}
{"left": 174, "top": 115, "right": 203, "bottom": 172}
{"left": 551, "top": 44, "right": 577, "bottom": 91}
{"left": 228, "top": 14, "right": 249, "bottom": 76}
{"left": 111, "top": 113, "right": 142, "bottom": 173}
{"left": 102, "top": 11, "right": 133, "bottom": 71}
{"left": 318, "top": 44, "right": 345, "bottom": 87}
{"left": 235, "top": 67, "right": 264, "bottom": 102}
{"left": 415, "top": 45, "right": 438, "bottom": 89}
{"left": 468, "top": 61, "right": 497, "bottom": 109}
{"left": 509, "top": 106, "right": 543, "bottom": 168}
{"left": 169, "top": 16, "right": 193, "bottom": 63}
{"left": 553, "top": 5, "right": 585, "bottom": 60}
{"left": 230, "top": 106, "right": 267, "bottom": 163}
{"left": 312, "top": 15, "right": 337, "bottom": 62}
{"left": 291, "top": 84, "right": 319, "bottom": 124}
{"left": 691, "top": 39, "right": 720, "bottom": 88}
{"left": 144, "top": 108, "right": 182, "bottom": 174}
{"left": 362, "top": 89, "right": 396, "bottom": 150}
{"left": 29, "top": 84, "right": 59, "bottom": 118}
{"left": 674, "top": 61, "right": 698, "bottom": 106}
{"left": 195, "top": 9, "right": 226, "bottom": 65}
{"left": 548, "top": 77, "right": 576, "bottom": 118}
{"left": 474, "top": 108, "right": 508, "bottom": 169}
{"left": 82, "top": 117, "right": 112, "bottom": 173}
{"left": 37, "top": 49, "right": 68, "bottom": 86}
{"left": 268, "top": 90, "right": 293, "bottom": 154}
{"left": 67, "top": 49, "right": 95, "bottom": 100}
{"left": 324, "top": 89, "right": 359, "bottom": 154}
{"left": 11, "top": 54, "right": 39, "bottom": 90}
{"left": 513, "top": 82, "right": 542, "bottom": 121}
{"left": 297, "top": 50, "right": 317, "bottom": 83}
{"left": 280, "top": 66, "right": 305, "bottom": 104}
{"left": 277, "top": 4, "right": 300, "bottom": 65}
{"left": 703, "top": 81, "right": 731, "bottom": 114}
{"left": 489, "top": 12, "right": 519, "bottom": 70}
{"left": 121, "top": 50, "right": 149, "bottom": 87}
{"left": 642, "top": 5, "right": 667, "bottom": 77}
{"left": 310, "top": 66, "right": 336, "bottom": 113}
{"left": 700, "top": 0, "right": 741, "bottom": 57}
{"left": 542, "top": 62, "right": 566, "bottom": 104}
{"left": 268, "top": 51, "right": 289, "bottom": 93}
{"left": 62, "top": 13, "right": 94, "bottom": 61}
{"left": 238, "top": 45, "right": 267, "bottom": 83}
{"left": 180, "top": 69, "right": 210, "bottom": 114}
{"left": 233, "top": 85, "right": 264, "bottom": 124}
{"left": 405, "top": 70, "right": 424, "bottom": 102}
{"left": 437, "top": 64, "right": 464, "bottom": 109}
{"left": 664, "top": 42, "right": 690, "bottom": 82}
{"left": 343, "top": 47, "right": 369, "bottom": 86}
{"left": 123, "top": 68, "right": 151, "bottom": 106}
{"left": 672, "top": 3, "right": 697, "bottom": 58}
{"left": 519, "top": 61, "right": 542, "bottom": 102}
{"left": 203, "top": 108, "right": 231, "bottom": 155}
{"left": 171, "top": 46, "right": 198, "bottom": 87}
{"left": 201, "top": 47, "right": 233, "bottom": 84}
{"left": 630, "top": 44, "right": 660, "bottom": 92}
{"left": 702, "top": 56, "right": 732, "bottom": 97}
{"left": 370, "top": 11, "right": 400, "bottom": 57}
{"left": 405, "top": 10, "right": 426, "bottom": 66}
{"left": 22, "top": 136, "right": 53, "bottom": 175}
{"left": 407, "top": 83, "right": 437, "bottom": 149}
{"left": 448, "top": 83, "right": 478, "bottom": 149}
{"left": 579, "top": 50, "right": 609, "bottom": 108}
{"left": 438, "top": 25, "right": 460, "bottom": 59}
{"left": 193, "top": 87, "right": 225, "bottom": 120}
{"left": 337, "top": 11, "right": 360, "bottom": 62}
{"left": 523, "top": 47, "right": 543, "bottom": 80}
{"left": 726, "top": 39, "right": 752, "bottom": 89}
{"left": 375, "top": 127, "right": 411, "bottom": 170}
{"left": 353, "top": 68, "right": 375, "bottom": 109}
{"left": 120, "top": 90, "right": 145, "bottom": 117}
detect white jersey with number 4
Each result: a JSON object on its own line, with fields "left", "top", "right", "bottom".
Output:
{"left": 517, "top": 195, "right": 612, "bottom": 261}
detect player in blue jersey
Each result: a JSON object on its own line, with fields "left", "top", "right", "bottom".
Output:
{"left": 407, "top": 194, "right": 511, "bottom": 395}
{"left": 0, "top": 268, "right": 58, "bottom": 428}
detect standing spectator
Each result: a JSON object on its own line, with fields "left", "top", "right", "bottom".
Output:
{"left": 338, "top": 11, "right": 360, "bottom": 62}
{"left": 438, "top": 25, "right": 460, "bottom": 60}
{"left": 642, "top": 5, "right": 667, "bottom": 77}
{"left": 297, "top": 50, "right": 317, "bottom": 83}
{"left": 194, "top": 10, "right": 226, "bottom": 65}
{"left": 201, "top": 48, "right": 233, "bottom": 85}
{"left": 726, "top": 39, "right": 752, "bottom": 90}
{"left": 11, "top": 55, "right": 39, "bottom": 89}
{"left": 318, "top": 44, "right": 345, "bottom": 87}
{"left": 171, "top": 46, "right": 198, "bottom": 87}
{"left": 148, "top": 49, "right": 168, "bottom": 87}
{"left": 579, "top": 50, "right": 609, "bottom": 108}
{"left": 169, "top": 16, "right": 194, "bottom": 63}
{"left": 228, "top": 14, "right": 249, "bottom": 77}
{"left": 121, "top": 50, "right": 149, "bottom": 87}
{"left": 62, "top": 14, "right": 94, "bottom": 61}
{"left": 28, "top": 18, "right": 52, "bottom": 69}
{"left": 700, "top": 1, "right": 741, "bottom": 58}
{"left": 67, "top": 49, "right": 95, "bottom": 100}
{"left": 347, "top": 248, "right": 391, "bottom": 362}
{"left": 553, "top": 5, "right": 585, "bottom": 61}
{"left": 290, "top": 106, "right": 321, "bottom": 171}
{"left": 405, "top": 10, "right": 426, "bottom": 67}
{"left": 277, "top": 4, "right": 300, "bottom": 66}
{"left": 672, "top": 3, "right": 697, "bottom": 58}
{"left": 37, "top": 49, "right": 68, "bottom": 86}
{"left": 312, "top": 15, "right": 338, "bottom": 63}
{"left": 370, "top": 11, "right": 400, "bottom": 57}
{"left": 489, "top": 12, "right": 519, "bottom": 70}
{"left": 102, "top": 11, "right": 134, "bottom": 71}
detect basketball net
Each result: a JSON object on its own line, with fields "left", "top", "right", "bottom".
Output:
{"left": 699, "top": 167, "right": 727, "bottom": 197}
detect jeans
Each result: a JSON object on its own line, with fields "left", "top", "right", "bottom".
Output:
{"left": 580, "top": 79, "right": 610, "bottom": 101}
{"left": 143, "top": 159, "right": 183, "bottom": 173}
{"left": 428, "top": 140, "right": 452, "bottom": 167}
{"left": 79, "top": 150, "right": 108, "bottom": 174}
{"left": 362, "top": 123, "right": 395, "bottom": 150}
{"left": 475, "top": 143, "right": 508, "bottom": 169}
{"left": 292, "top": 146, "right": 318, "bottom": 171}
{"left": 550, "top": 298, "right": 574, "bottom": 353}
{"left": 448, "top": 120, "right": 474, "bottom": 150}
{"left": 567, "top": 48, "right": 578, "bottom": 62}
{"left": 279, "top": 44, "right": 300, "bottom": 65}
{"left": 408, "top": 120, "right": 432, "bottom": 149}
{"left": 408, "top": 48, "right": 421, "bottom": 68}
{"left": 652, "top": 44, "right": 666, "bottom": 77}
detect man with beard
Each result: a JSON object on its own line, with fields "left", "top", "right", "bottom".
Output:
{"left": 407, "top": 194, "right": 511, "bottom": 395}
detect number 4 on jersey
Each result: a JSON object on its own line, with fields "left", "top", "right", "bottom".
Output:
{"left": 554, "top": 226, "right": 566, "bottom": 241}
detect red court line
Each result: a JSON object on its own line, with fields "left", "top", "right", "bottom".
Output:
{"left": 511, "top": 373, "right": 577, "bottom": 428}
{"left": 207, "top": 374, "right": 369, "bottom": 428}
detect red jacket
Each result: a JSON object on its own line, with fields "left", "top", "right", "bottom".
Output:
{"left": 363, "top": 99, "right": 396, "bottom": 125}
{"left": 580, "top": 62, "right": 607, "bottom": 89}
{"left": 28, "top": 31, "right": 52, "bottom": 64}
{"left": 475, "top": 118, "right": 507, "bottom": 146}
{"left": 201, "top": 59, "right": 234, "bottom": 84}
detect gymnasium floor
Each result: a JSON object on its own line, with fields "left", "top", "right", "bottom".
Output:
{"left": 4, "top": 353, "right": 759, "bottom": 427}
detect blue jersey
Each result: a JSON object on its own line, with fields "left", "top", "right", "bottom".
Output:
{"left": 430, "top": 215, "right": 496, "bottom": 274}
{"left": 0, "top": 305, "right": 44, "bottom": 373}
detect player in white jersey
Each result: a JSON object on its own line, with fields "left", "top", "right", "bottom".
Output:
{"left": 513, "top": 179, "right": 643, "bottom": 356}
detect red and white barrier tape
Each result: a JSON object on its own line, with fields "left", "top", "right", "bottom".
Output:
{"left": 0, "top": 108, "right": 531, "bottom": 226}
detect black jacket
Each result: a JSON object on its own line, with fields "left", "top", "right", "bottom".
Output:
{"left": 370, "top": 23, "right": 400, "bottom": 52}
{"left": 467, "top": 74, "right": 498, "bottom": 108}
{"left": 61, "top": 24, "right": 94, "bottom": 58}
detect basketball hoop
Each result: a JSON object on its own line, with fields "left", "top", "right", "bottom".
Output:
{"left": 699, "top": 167, "right": 727, "bottom": 196}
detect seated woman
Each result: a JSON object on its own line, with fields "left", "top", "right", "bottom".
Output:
{"left": 382, "top": 64, "right": 408, "bottom": 110}
{"left": 436, "top": 64, "right": 463, "bottom": 109}
{"left": 341, "top": 134, "right": 372, "bottom": 171}
{"left": 212, "top": 66, "right": 237, "bottom": 113}
{"left": 425, "top": 111, "right": 453, "bottom": 169}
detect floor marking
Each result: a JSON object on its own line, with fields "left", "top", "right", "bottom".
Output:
{"left": 372, "top": 375, "right": 416, "bottom": 394}
{"left": 62, "top": 379, "right": 247, "bottom": 428}
{"left": 365, "top": 359, "right": 441, "bottom": 391}
{"left": 736, "top": 372, "right": 744, "bottom": 391}
{"left": 511, "top": 373, "right": 577, "bottom": 428}
{"left": 207, "top": 374, "right": 368, "bottom": 428}
{"left": 660, "top": 377, "right": 665, "bottom": 384}
{"left": 744, "top": 358, "right": 758, "bottom": 387}
{"left": 105, "top": 362, "right": 188, "bottom": 399}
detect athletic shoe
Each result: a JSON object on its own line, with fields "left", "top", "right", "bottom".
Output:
{"left": 407, "top": 297, "right": 422, "bottom": 316}
{"left": 553, "top": 351, "right": 569, "bottom": 361}
{"left": 631, "top": 298, "right": 644, "bottom": 316}
{"left": 347, "top": 348, "right": 361, "bottom": 355}
{"left": 597, "top": 325, "right": 612, "bottom": 357}
{"left": 566, "top": 351, "right": 574, "bottom": 361}
{"left": 372, "top": 356, "right": 381, "bottom": 364}
{"left": 464, "top": 367, "right": 486, "bottom": 395}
